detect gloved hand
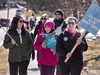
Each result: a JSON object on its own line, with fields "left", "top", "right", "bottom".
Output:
{"left": 50, "top": 46, "right": 56, "bottom": 54}
{"left": 42, "top": 40, "right": 48, "bottom": 49}
{"left": 50, "top": 46, "right": 56, "bottom": 52}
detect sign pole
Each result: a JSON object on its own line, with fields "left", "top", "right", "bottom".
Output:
{"left": 0, "top": 25, "right": 18, "bottom": 46}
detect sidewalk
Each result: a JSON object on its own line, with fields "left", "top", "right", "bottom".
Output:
{"left": 27, "top": 51, "right": 56, "bottom": 75}
{"left": 27, "top": 51, "right": 40, "bottom": 75}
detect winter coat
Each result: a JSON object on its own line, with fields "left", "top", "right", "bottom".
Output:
{"left": 30, "top": 18, "right": 35, "bottom": 30}
{"left": 53, "top": 18, "right": 67, "bottom": 35}
{"left": 3, "top": 31, "right": 33, "bottom": 62}
{"left": 56, "top": 31, "right": 88, "bottom": 65}
{"left": 34, "top": 34, "right": 58, "bottom": 66}
{"left": 33, "top": 21, "right": 44, "bottom": 39}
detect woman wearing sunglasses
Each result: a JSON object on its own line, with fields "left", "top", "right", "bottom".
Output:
{"left": 56, "top": 17, "right": 88, "bottom": 75}
{"left": 3, "top": 15, "right": 33, "bottom": 75}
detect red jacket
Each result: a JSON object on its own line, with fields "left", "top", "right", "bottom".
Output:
{"left": 34, "top": 35, "right": 57, "bottom": 66}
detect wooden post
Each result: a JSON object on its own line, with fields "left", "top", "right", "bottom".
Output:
{"left": 0, "top": 25, "right": 18, "bottom": 46}
{"left": 64, "top": 30, "right": 87, "bottom": 63}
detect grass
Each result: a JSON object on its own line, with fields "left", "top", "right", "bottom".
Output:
{"left": 81, "top": 39, "right": 100, "bottom": 75}
{"left": 35, "top": 11, "right": 54, "bottom": 17}
{"left": 0, "top": 46, "right": 9, "bottom": 75}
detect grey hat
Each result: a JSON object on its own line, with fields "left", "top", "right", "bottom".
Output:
{"left": 55, "top": 9, "right": 63, "bottom": 17}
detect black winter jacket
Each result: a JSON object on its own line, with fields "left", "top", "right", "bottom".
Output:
{"left": 33, "top": 21, "right": 43, "bottom": 39}
{"left": 53, "top": 18, "right": 67, "bottom": 32}
{"left": 56, "top": 31, "right": 88, "bottom": 65}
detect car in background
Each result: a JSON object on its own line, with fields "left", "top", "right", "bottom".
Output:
{"left": 16, "top": 8, "right": 24, "bottom": 16}
{"left": 0, "top": 18, "right": 10, "bottom": 27}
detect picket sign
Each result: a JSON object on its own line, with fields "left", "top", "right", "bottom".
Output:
{"left": 64, "top": 2, "right": 100, "bottom": 63}
{"left": 0, "top": 25, "right": 18, "bottom": 46}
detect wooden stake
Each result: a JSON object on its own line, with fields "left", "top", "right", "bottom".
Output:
{"left": 0, "top": 25, "right": 18, "bottom": 46}
{"left": 64, "top": 30, "right": 87, "bottom": 63}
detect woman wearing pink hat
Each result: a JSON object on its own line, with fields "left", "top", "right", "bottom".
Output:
{"left": 34, "top": 21, "right": 58, "bottom": 75}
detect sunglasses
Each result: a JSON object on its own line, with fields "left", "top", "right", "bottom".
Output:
{"left": 55, "top": 13, "right": 61, "bottom": 16}
{"left": 41, "top": 18, "right": 47, "bottom": 20}
{"left": 19, "top": 20, "right": 24, "bottom": 23}
{"left": 68, "top": 22, "right": 75, "bottom": 25}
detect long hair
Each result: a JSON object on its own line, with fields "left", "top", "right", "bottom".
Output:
{"left": 8, "top": 15, "right": 26, "bottom": 36}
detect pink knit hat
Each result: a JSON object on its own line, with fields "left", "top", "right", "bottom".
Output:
{"left": 44, "top": 21, "right": 54, "bottom": 30}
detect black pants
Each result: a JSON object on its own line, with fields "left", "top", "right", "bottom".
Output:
{"left": 56, "top": 65, "right": 60, "bottom": 75}
{"left": 9, "top": 60, "right": 29, "bottom": 75}
{"left": 58, "top": 63, "right": 83, "bottom": 75}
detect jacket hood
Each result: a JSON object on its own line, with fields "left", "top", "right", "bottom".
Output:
{"left": 44, "top": 21, "right": 54, "bottom": 30}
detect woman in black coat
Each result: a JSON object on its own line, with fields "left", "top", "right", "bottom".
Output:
{"left": 56, "top": 17, "right": 88, "bottom": 75}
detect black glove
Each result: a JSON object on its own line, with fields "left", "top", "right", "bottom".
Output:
{"left": 42, "top": 40, "right": 48, "bottom": 49}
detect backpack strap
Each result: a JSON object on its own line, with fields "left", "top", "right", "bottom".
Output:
{"left": 55, "top": 35, "right": 58, "bottom": 41}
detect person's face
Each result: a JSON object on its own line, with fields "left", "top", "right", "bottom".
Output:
{"left": 41, "top": 17, "right": 47, "bottom": 24}
{"left": 55, "top": 12, "right": 62, "bottom": 20}
{"left": 17, "top": 18, "right": 23, "bottom": 29}
{"left": 24, "top": 24, "right": 27, "bottom": 30}
{"left": 68, "top": 19, "right": 77, "bottom": 31}
{"left": 45, "top": 26, "right": 51, "bottom": 33}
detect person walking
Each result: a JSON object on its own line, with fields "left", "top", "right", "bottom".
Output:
{"left": 23, "top": 20, "right": 35, "bottom": 63}
{"left": 29, "top": 13, "right": 36, "bottom": 30}
{"left": 33, "top": 13, "right": 48, "bottom": 39}
{"left": 3, "top": 15, "right": 33, "bottom": 75}
{"left": 56, "top": 17, "right": 88, "bottom": 75}
{"left": 53, "top": 9, "right": 67, "bottom": 35}
{"left": 34, "top": 21, "right": 58, "bottom": 75}
{"left": 53, "top": 9, "right": 67, "bottom": 75}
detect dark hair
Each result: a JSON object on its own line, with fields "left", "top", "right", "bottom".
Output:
{"left": 24, "top": 20, "right": 29, "bottom": 25}
{"left": 8, "top": 16, "right": 26, "bottom": 36}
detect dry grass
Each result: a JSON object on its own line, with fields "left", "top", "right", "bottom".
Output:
{"left": 81, "top": 39, "right": 100, "bottom": 75}
{"left": 0, "top": 46, "right": 9, "bottom": 75}
{"left": 35, "top": 11, "right": 54, "bottom": 17}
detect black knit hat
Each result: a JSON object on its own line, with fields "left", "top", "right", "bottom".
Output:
{"left": 55, "top": 9, "right": 63, "bottom": 17}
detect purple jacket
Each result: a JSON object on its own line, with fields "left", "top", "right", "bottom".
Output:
{"left": 34, "top": 35, "right": 57, "bottom": 66}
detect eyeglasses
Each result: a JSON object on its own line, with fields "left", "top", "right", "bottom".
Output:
{"left": 41, "top": 18, "right": 47, "bottom": 20}
{"left": 55, "top": 13, "right": 61, "bottom": 16}
{"left": 19, "top": 20, "right": 24, "bottom": 23}
{"left": 68, "top": 22, "right": 75, "bottom": 25}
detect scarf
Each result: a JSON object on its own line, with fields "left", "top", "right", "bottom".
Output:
{"left": 54, "top": 18, "right": 64, "bottom": 29}
{"left": 16, "top": 28, "right": 22, "bottom": 44}
{"left": 37, "top": 23, "right": 44, "bottom": 35}
{"left": 42, "top": 32, "right": 56, "bottom": 39}
{"left": 68, "top": 29, "right": 77, "bottom": 37}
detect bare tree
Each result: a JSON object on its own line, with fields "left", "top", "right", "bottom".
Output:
{"left": 23, "top": 0, "right": 99, "bottom": 19}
